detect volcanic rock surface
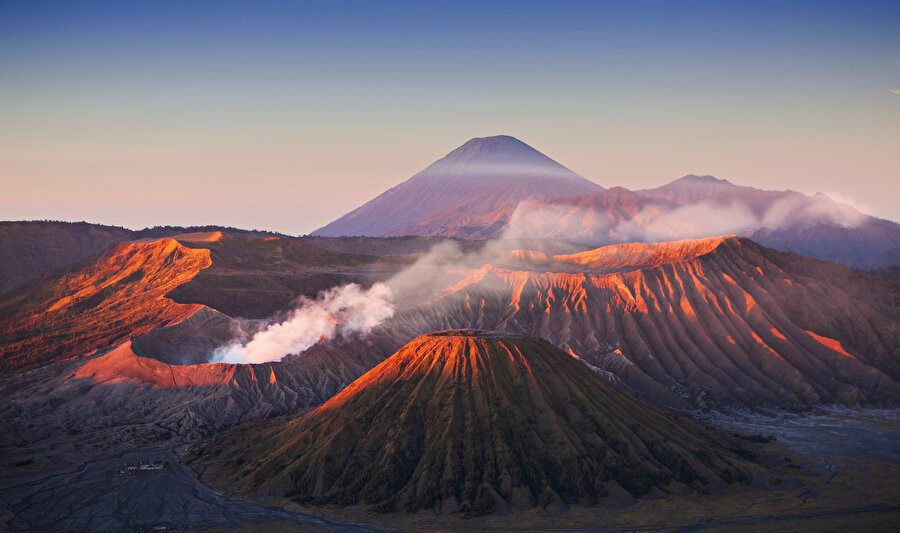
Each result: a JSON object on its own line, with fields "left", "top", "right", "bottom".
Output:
{"left": 0, "top": 238, "right": 212, "bottom": 372}
{"left": 192, "top": 331, "right": 760, "bottom": 514}
{"left": 384, "top": 236, "right": 900, "bottom": 409}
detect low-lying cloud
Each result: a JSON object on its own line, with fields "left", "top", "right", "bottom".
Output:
{"left": 503, "top": 191, "right": 868, "bottom": 245}
{"left": 213, "top": 283, "right": 394, "bottom": 364}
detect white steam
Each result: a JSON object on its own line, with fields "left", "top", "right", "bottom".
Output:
{"left": 213, "top": 283, "right": 394, "bottom": 364}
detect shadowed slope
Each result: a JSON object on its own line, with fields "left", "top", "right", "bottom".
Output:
{"left": 167, "top": 235, "right": 401, "bottom": 318}
{"left": 192, "top": 331, "right": 760, "bottom": 515}
{"left": 0, "top": 221, "right": 135, "bottom": 294}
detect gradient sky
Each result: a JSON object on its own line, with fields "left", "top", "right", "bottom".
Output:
{"left": 2, "top": 0, "right": 899, "bottom": 234}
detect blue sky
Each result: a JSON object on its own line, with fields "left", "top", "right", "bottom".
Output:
{"left": 2, "top": 0, "right": 899, "bottom": 233}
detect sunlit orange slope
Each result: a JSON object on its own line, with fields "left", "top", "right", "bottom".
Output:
{"left": 72, "top": 341, "right": 236, "bottom": 388}
{"left": 391, "top": 236, "right": 900, "bottom": 409}
{"left": 0, "top": 238, "right": 211, "bottom": 372}
{"left": 553, "top": 236, "right": 729, "bottom": 270}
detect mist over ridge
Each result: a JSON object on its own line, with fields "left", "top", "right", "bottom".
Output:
{"left": 313, "top": 137, "right": 900, "bottom": 270}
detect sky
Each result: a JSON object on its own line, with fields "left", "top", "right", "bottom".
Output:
{"left": 2, "top": 0, "right": 899, "bottom": 234}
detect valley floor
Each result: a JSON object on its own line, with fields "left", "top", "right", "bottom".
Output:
{"left": 1, "top": 409, "right": 898, "bottom": 532}
{"left": 0, "top": 442, "right": 386, "bottom": 532}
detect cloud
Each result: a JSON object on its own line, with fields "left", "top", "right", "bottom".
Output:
{"left": 500, "top": 190, "right": 868, "bottom": 247}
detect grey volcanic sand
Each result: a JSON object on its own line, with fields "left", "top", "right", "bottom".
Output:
{"left": 0, "top": 443, "right": 383, "bottom": 532}
{"left": 703, "top": 407, "right": 900, "bottom": 464}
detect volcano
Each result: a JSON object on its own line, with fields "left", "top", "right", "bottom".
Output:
{"left": 311, "top": 135, "right": 602, "bottom": 237}
{"left": 192, "top": 331, "right": 758, "bottom": 514}
{"left": 389, "top": 236, "right": 900, "bottom": 409}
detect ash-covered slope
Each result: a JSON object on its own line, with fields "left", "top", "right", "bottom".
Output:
{"left": 192, "top": 331, "right": 760, "bottom": 514}
{"left": 312, "top": 135, "right": 602, "bottom": 237}
{"left": 386, "top": 237, "right": 900, "bottom": 409}
{"left": 0, "top": 332, "right": 397, "bottom": 468}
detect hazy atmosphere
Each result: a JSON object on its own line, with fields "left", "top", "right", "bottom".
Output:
{"left": 2, "top": 0, "right": 899, "bottom": 233}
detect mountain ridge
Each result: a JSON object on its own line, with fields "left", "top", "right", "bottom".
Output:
{"left": 308, "top": 135, "right": 898, "bottom": 267}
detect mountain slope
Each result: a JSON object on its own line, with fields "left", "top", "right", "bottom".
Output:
{"left": 166, "top": 235, "right": 393, "bottom": 318}
{"left": 384, "top": 237, "right": 900, "bottom": 409}
{"left": 192, "top": 331, "right": 761, "bottom": 514}
{"left": 0, "top": 239, "right": 212, "bottom": 372}
{"left": 312, "top": 135, "right": 602, "bottom": 237}
{"left": 0, "top": 232, "right": 407, "bottom": 372}
{"left": 5, "top": 227, "right": 895, "bottom": 412}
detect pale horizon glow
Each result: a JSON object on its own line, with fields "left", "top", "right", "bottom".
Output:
{"left": 2, "top": 1, "right": 899, "bottom": 233}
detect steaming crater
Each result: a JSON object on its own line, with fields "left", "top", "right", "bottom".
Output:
{"left": 212, "top": 283, "right": 394, "bottom": 364}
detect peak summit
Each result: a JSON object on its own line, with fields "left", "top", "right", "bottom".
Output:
{"left": 449, "top": 135, "right": 539, "bottom": 157}
{"left": 421, "top": 135, "right": 580, "bottom": 180}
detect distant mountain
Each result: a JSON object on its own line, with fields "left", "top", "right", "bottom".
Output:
{"left": 513, "top": 175, "right": 900, "bottom": 268}
{"left": 190, "top": 331, "right": 762, "bottom": 514}
{"left": 319, "top": 162, "right": 899, "bottom": 267}
{"left": 636, "top": 175, "right": 900, "bottom": 268}
{"left": 311, "top": 135, "right": 603, "bottom": 237}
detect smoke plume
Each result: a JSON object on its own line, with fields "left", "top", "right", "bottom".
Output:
{"left": 213, "top": 283, "right": 393, "bottom": 364}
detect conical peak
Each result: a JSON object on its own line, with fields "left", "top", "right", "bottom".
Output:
{"left": 419, "top": 135, "right": 582, "bottom": 180}
{"left": 195, "top": 329, "right": 761, "bottom": 512}
{"left": 393, "top": 330, "right": 538, "bottom": 370}
{"left": 402, "top": 330, "right": 540, "bottom": 356}
{"left": 326, "top": 331, "right": 550, "bottom": 404}
{"left": 456, "top": 134, "right": 532, "bottom": 152}
{"left": 443, "top": 135, "right": 548, "bottom": 162}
